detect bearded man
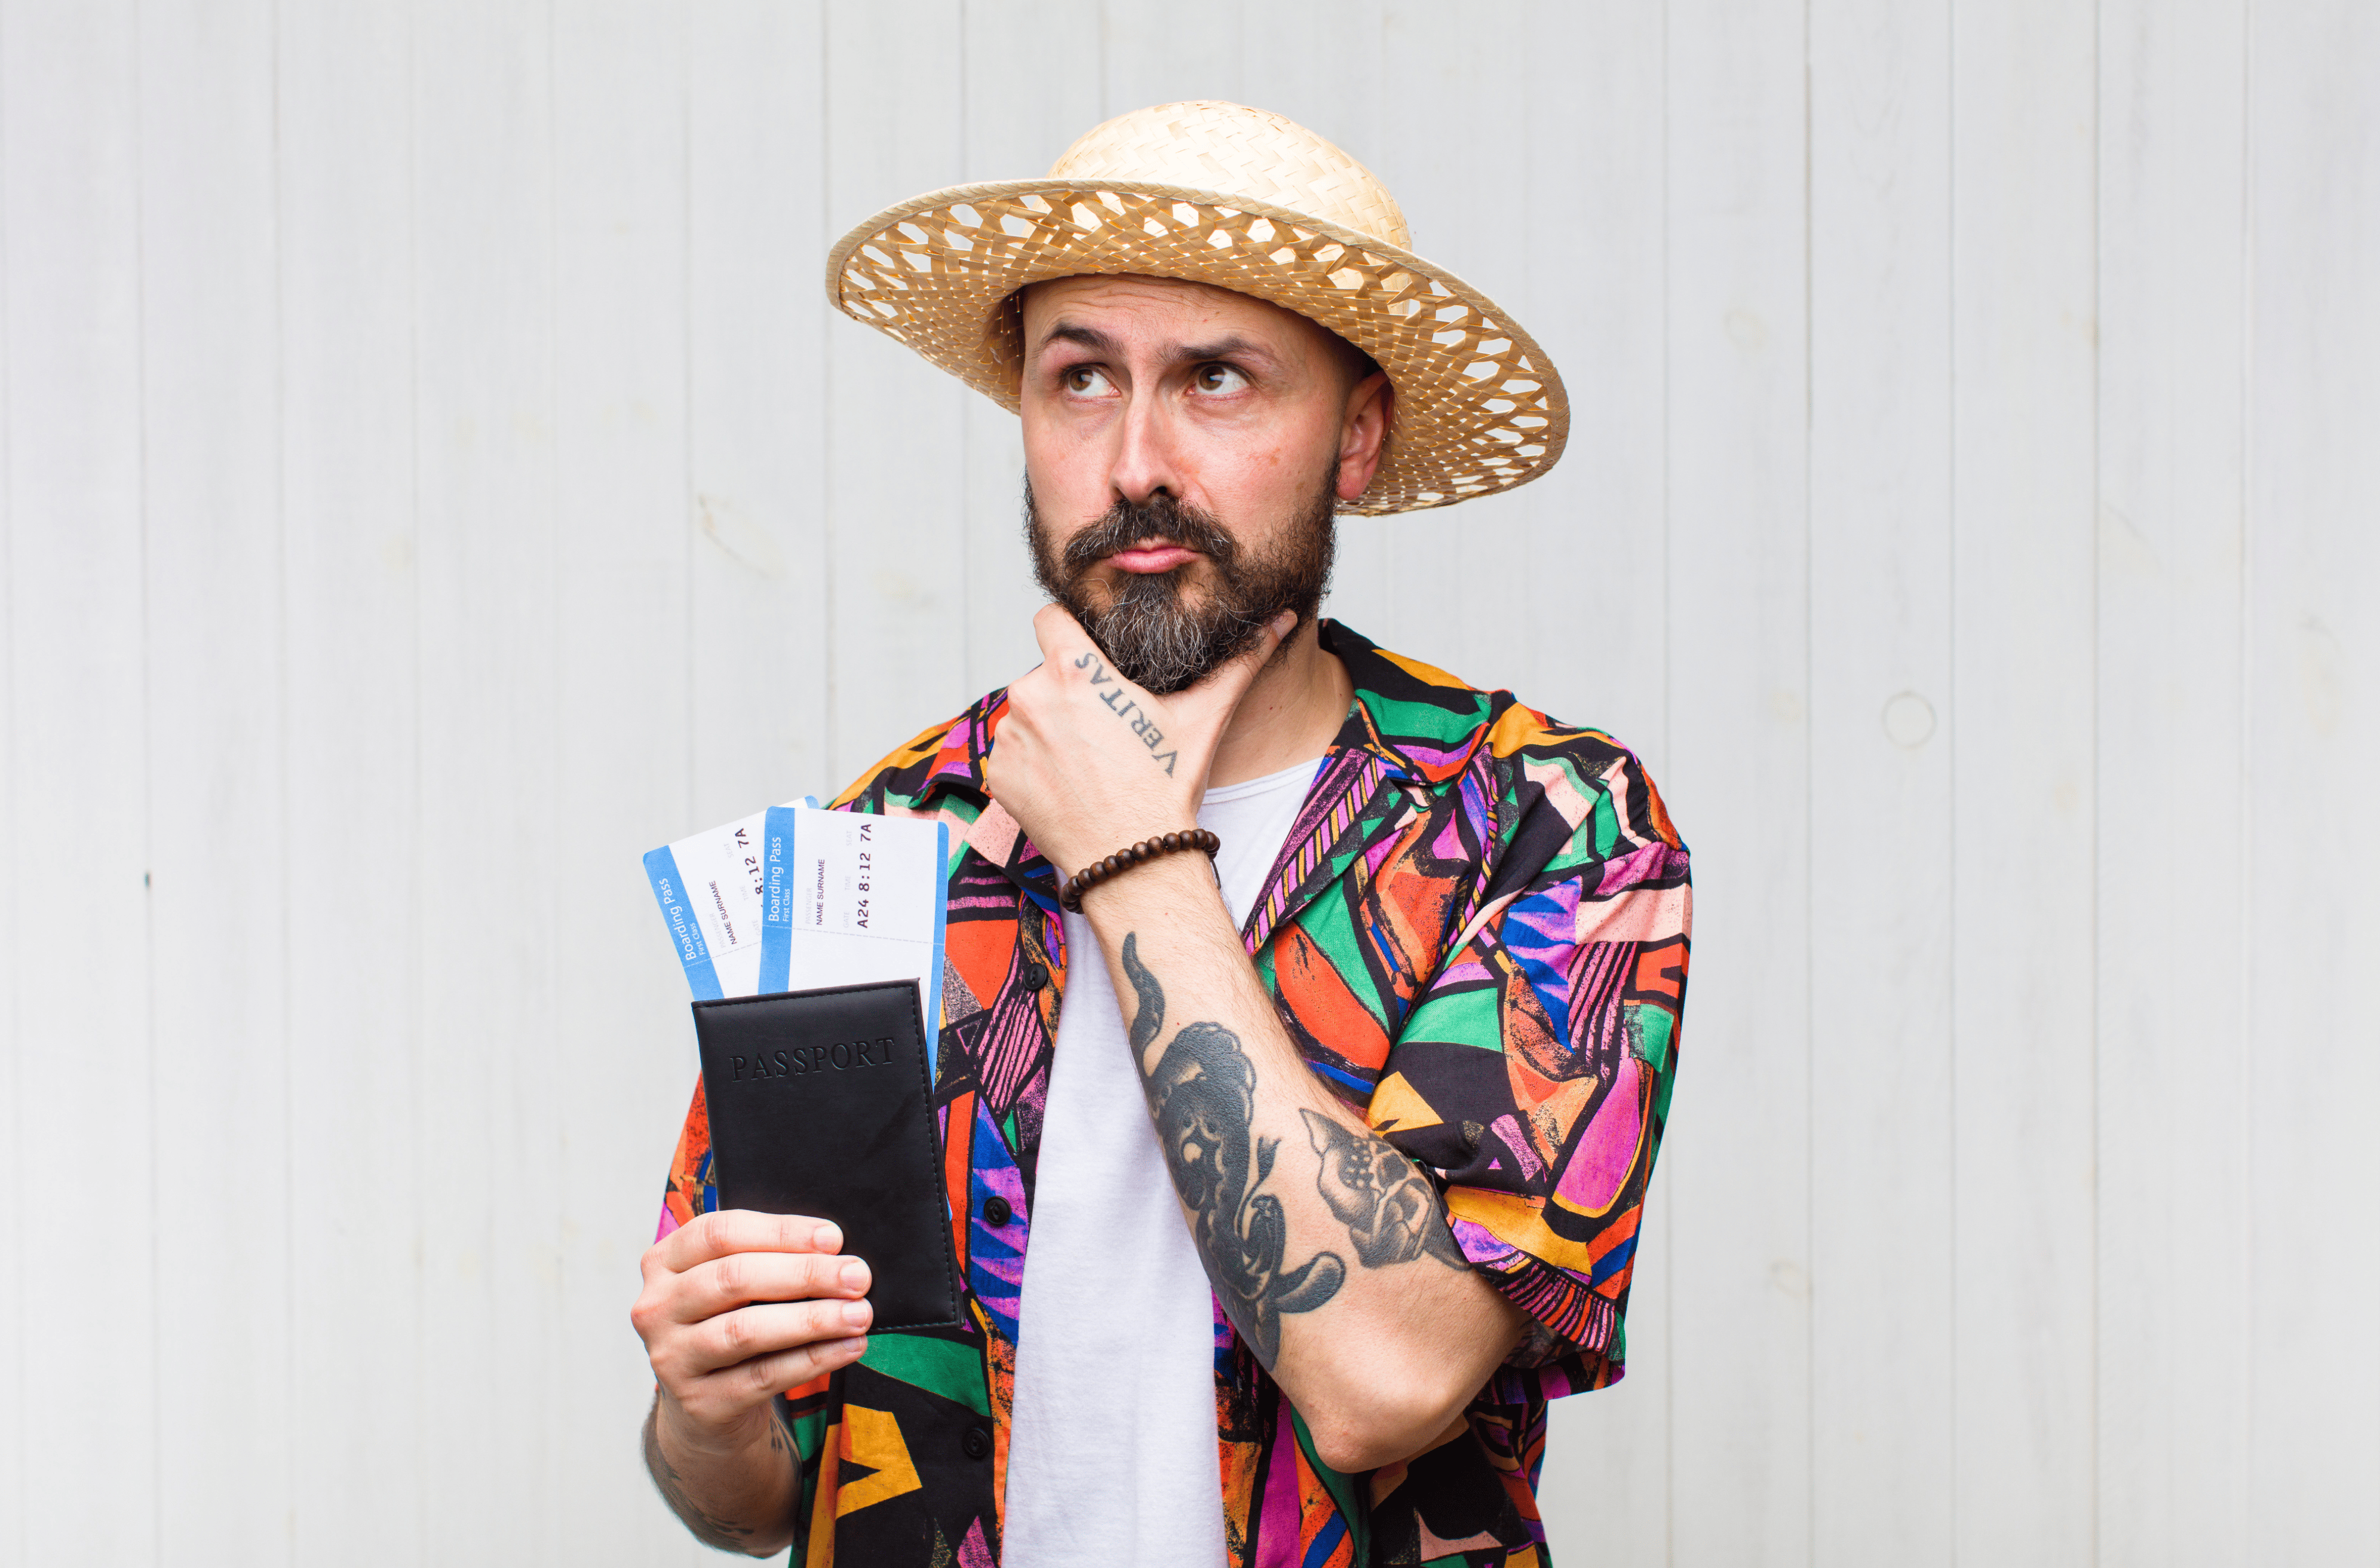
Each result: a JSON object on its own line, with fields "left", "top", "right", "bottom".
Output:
{"left": 630, "top": 102, "right": 1692, "bottom": 1568}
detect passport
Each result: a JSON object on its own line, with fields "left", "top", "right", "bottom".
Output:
{"left": 692, "top": 979, "right": 960, "bottom": 1331}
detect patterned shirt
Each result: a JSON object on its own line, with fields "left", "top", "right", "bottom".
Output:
{"left": 656, "top": 620, "right": 1691, "bottom": 1567}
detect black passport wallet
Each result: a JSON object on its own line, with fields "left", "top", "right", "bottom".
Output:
{"left": 691, "top": 979, "right": 960, "bottom": 1331}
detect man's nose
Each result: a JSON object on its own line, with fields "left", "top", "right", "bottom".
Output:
{"left": 1106, "top": 385, "right": 1183, "bottom": 506}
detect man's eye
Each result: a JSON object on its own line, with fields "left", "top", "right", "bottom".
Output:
{"left": 1194, "top": 364, "right": 1249, "bottom": 394}
{"left": 1062, "top": 366, "right": 1114, "bottom": 395}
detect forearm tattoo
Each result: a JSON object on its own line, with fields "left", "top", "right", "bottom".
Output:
{"left": 642, "top": 1393, "right": 780, "bottom": 1552}
{"left": 1301, "top": 1110, "right": 1471, "bottom": 1272}
{"left": 1074, "top": 650, "right": 1181, "bottom": 775}
{"left": 1124, "top": 933, "right": 1343, "bottom": 1365}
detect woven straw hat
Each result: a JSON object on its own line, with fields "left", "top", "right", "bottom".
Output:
{"left": 824, "top": 101, "right": 1567, "bottom": 515}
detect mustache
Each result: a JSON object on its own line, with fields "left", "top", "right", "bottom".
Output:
{"left": 1059, "top": 494, "right": 1242, "bottom": 575}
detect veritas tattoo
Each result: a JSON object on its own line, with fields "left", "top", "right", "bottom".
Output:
{"left": 1301, "top": 1109, "right": 1471, "bottom": 1271}
{"left": 1122, "top": 933, "right": 1344, "bottom": 1364}
{"left": 1073, "top": 650, "right": 1181, "bottom": 774}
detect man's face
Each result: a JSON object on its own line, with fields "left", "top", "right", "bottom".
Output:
{"left": 1017, "top": 274, "right": 1387, "bottom": 694}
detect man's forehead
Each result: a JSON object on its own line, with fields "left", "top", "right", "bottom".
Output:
{"left": 1022, "top": 274, "right": 1320, "bottom": 347}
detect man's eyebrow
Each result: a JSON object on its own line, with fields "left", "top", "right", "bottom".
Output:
{"left": 1169, "top": 335, "right": 1274, "bottom": 368}
{"left": 1036, "top": 323, "right": 1281, "bottom": 370}
{"left": 1040, "top": 321, "right": 1124, "bottom": 356}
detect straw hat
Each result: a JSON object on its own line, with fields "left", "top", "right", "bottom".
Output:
{"left": 823, "top": 101, "right": 1567, "bottom": 515}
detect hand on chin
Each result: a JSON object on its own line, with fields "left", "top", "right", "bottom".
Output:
{"left": 984, "top": 603, "right": 1293, "bottom": 877}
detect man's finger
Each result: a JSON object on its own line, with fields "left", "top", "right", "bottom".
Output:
{"left": 656, "top": 1209, "right": 842, "bottom": 1274}
{"left": 715, "top": 1335, "right": 870, "bottom": 1405}
{"left": 670, "top": 1333, "right": 869, "bottom": 1423}
{"left": 677, "top": 1251, "right": 872, "bottom": 1324}
{"left": 1030, "top": 602, "right": 1097, "bottom": 669}
{"left": 690, "top": 1297, "right": 876, "bottom": 1379}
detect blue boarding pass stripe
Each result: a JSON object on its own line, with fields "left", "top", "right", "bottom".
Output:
{"left": 642, "top": 845, "right": 723, "bottom": 1001}
{"left": 759, "top": 805, "right": 799, "bottom": 995}
{"left": 925, "top": 820, "right": 950, "bottom": 1084}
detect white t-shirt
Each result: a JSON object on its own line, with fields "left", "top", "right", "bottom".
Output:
{"left": 1001, "top": 756, "right": 1324, "bottom": 1568}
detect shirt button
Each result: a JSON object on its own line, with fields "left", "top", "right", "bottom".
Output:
{"left": 962, "top": 1425, "right": 993, "bottom": 1461}
{"left": 983, "top": 1195, "right": 1012, "bottom": 1227}
{"left": 1022, "top": 960, "right": 1049, "bottom": 991}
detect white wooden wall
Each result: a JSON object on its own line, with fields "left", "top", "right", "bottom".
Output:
{"left": 1, "top": 3, "right": 2372, "bottom": 1564}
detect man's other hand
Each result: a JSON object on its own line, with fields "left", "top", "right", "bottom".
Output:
{"left": 632, "top": 1209, "right": 872, "bottom": 1445}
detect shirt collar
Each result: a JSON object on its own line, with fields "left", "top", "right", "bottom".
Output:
{"left": 917, "top": 617, "right": 1500, "bottom": 813}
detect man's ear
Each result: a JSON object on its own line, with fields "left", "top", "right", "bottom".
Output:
{"left": 1336, "top": 371, "right": 1394, "bottom": 503}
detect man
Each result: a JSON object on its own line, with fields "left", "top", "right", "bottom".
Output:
{"left": 630, "top": 102, "right": 1690, "bottom": 1567}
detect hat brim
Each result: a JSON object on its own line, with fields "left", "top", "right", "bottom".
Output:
{"left": 824, "top": 179, "right": 1568, "bottom": 515}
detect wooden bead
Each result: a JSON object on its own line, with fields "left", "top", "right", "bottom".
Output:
{"left": 1063, "top": 826, "right": 1220, "bottom": 912}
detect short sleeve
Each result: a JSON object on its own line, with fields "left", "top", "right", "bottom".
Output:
{"left": 655, "top": 1077, "right": 717, "bottom": 1244}
{"left": 1370, "top": 742, "right": 1690, "bottom": 1394}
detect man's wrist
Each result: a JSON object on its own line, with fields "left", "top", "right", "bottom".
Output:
{"left": 1073, "top": 845, "right": 1226, "bottom": 924}
{"left": 1060, "top": 828, "right": 1220, "bottom": 911}
{"left": 644, "top": 1389, "right": 799, "bottom": 1555}
{"left": 654, "top": 1385, "right": 780, "bottom": 1467}
{"left": 1041, "top": 810, "right": 1201, "bottom": 886}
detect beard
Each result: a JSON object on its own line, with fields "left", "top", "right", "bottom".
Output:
{"left": 1025, "top": 469, "right": 1338, "bottom": 696}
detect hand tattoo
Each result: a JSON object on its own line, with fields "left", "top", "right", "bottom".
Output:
{"left": 1074, "top": 651, "right": 1180, "bottom": 775}
{"left": 1301, "top": 1110, "right": 1472, "bottom": 1272}
{"left": 1124, "top": 933, "right": 1344, "bottom": 1365}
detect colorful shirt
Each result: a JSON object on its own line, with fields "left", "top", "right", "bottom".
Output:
{"left": 656, "top": 621, "right": 1692, "bottom": 1567}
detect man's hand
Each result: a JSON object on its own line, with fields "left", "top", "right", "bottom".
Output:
{"left": 630, "top": 1210, "right": 872, "bottom": 1553}
{"left": 984, "top": 604, "right": 1296, "bottom": 872}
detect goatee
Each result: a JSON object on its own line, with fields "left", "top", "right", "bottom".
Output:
{"left": 1025, "top": 470, "right": 1338, "bottom": 696}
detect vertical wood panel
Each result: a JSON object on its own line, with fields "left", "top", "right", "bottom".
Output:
{"left": 958, "top": 0, "right": 1102, "bottom": 697}
{"left": 411, "top": 2, "right": 558, "bottom": 1556}
{"left": 691, "top": 0, "right": 832, "bottom": 822}
{"left": 822, "top": 1, "right": 968, "bottom": 789}
{"left": 0, "top": 4, "right": 15, "bottom": 1531}
{"left": 0, "top": 5, "right": 19, "bottom": 1557}
{"left": 1949, "top": 5, "right": 2098, "bottom": 1562}
{"left": 1369, "top": 1, "right": 1532, "bottom": 687}
{"left": 278, "top": 1, "right": 426, "bottom": 1559}
{"left": 1522, "top": 2, "right": 1675, "bottom": 1560}
{"left": 0, "top": 2, "right": 158, "bottom": 1561}
{"left": 137, "top": 1, "right": 292, "bottom": 1557}
{"left": 1662, "top": 3, "right": 1811, "bottom": 1564}
{"left": 2245, "top": 7, "right": 2380, "bottom": 1563}
{"left": 1807, "top": 2, "right": 1956, "bottom": 1563}
{"left": 550, "top": 4, "right": 695, "bottom": 1560}
{"left": 2094, "top": 3, "right": 2252, "bottom": 1563}
{"left": 1510, "top": 0, "right": 1668, "bottom": 755}
{"left": 1102, "top": 1, "right": 1240, "bottom": 109}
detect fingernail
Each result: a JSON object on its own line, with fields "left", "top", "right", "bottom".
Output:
{"left": 839, "top": 1259, "right": 869, "bottom": 1291}
{"left": 842, "top": 1300, "right": 872, "bottom": 1328}
{"left": 1271, "top": 610, "right": 1298, "bottom": 637}
{"left": 811, "top": 1223, "right": 842, "bottom": 1254}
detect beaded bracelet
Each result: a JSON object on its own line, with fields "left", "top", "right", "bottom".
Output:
{"left": 1058, "top": 828, "right": 1221, "bottom": 912}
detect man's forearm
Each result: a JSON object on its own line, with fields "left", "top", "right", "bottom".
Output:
{"left": 1082, "top": 856, "right": 1525, "bottom": 1467}
{"left": 642, "top": 1390, "right": 803, "bottom": 1557}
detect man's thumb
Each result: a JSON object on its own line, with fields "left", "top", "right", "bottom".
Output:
{"left": 1174, "top": 610, "right": 1299, "bottom": 730}
{"left": 1223, "top": 610, "right": 1299, "bottom": 687}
